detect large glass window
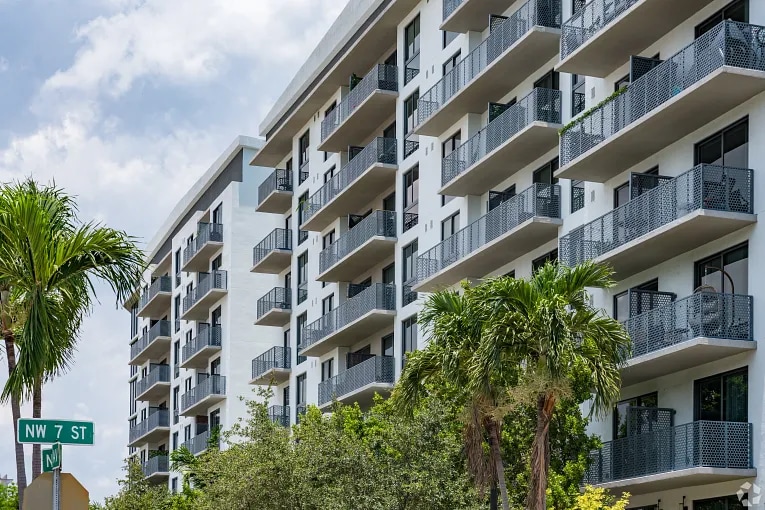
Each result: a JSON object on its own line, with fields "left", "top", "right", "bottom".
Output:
{"left": 442, "top": 131, "right": 461, "bottom": 158}
{"left": 298, "top": 131, "right": 310, "bottom": 168}
{"left": 695, "top": 0, "right": 748, "bottom": 38}
{"left": 321, "top": 359, "right": 334, "bottom": 382}
{"left": 296, "top": 373, "right": 307, "bottom": 406}
{"left": 442, "top": 30, "right": 459, "bottom": 48}
{"left": 571, "top": 180, "right": 585, "bottom": 212}
{"left": 402, "top": 315, "right": 418, "bottom": 365}
{"left": 613, "top": 279, "right": 659, "bottom": 323}
{"left": 441, "top": 212, "right": 460, "bottom": 240}
{"left": 404, "top": 91, "right": 420, "bottom": 135}
{"left": 694, "top": 243, "right": 748, "bottom": 294}
{"left": 404, "top": 15, "right": 420, "bottom": 83}
{"left": 533, "top": 158, "right": 559, "bottom": 185}
{"left": 532, "top": 249, "right": 558, "bottom": 273}
{"left": 297, "top": 253, "right": 308, "bottom": 286}
{"left": 571, "top": 74, "right": 585, "bottom": 117}
{"left": 695, "top": 118, "right": 748, "bottom": 169}
{"left": 382, "top": 333, "right": 394, "bottom": 357}
{"left": 402, "top": 240, "right": 418, "bottom": 284}
{"left": 695, "top": 368, "right": 748, "bottom": 422}
{"left": 612, "top": 392, "right": 658, "bottom": 439}
{"left": 442, "top": 51, "right": 460, "bottom": 76}
{"left": 533, "top": 70, "right": 559, "bottom": 91}
{"left": 403, "top": 166, "right": 419, "bottom": 214}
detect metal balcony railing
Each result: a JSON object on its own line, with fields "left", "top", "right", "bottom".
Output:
{"left": 419, "top": 0, "right": 561, "bottom": 126}
{"left": 130, "top": 320, "right": 171, "bottom": 360}
{"left": 181, "top": 375, "right": 226, "bottom": 413}
{"left": 129, "top": 409, "right": 169, "bottom": 443}
{"left": 561, "top": 0, "right": 638, "bottom": 59}
{"left": 561, "top": 21, "right": 765, "bottom": 165}
{"left": 559, "top": 165, "right": 754, "bottom": 266}
{"left": 182, "top": 324, "right": 222, "bottom": 363}
{"left": 257, "top": 287, "right": 292, "bottom": 319}
{"left": 617, "top": 406, "right": 676, "bottom": 438}
{"left": 142, "top": 455, "right": 169, "bottom": 477}
{"left": 268, "top": 405, "right": 290, "bottom": 427}
{"left": 135, "top": 364, "right": 170, "bottom": 396}
{"left": 417, "top": 183, "right": 561, "bottom": 282}
{"left": 624, "top": 293, "right": 754, "bottom": 359}
{"left": 624, "top": 289, "right": 676, "bottom": 319}
{"left": 253, "top": 228, "right": 292, "bottom": 266}
{"left": 318, "top": 356, "right": 395, "bottom": 405}
{"left": 403, "top": 139, "right": 419, "bottom": 159}
{"left": 403, "top": 212, "right": 419, "bottom": 233}
{"left": 303, "top": 138, "right": 397, "bottom": 223}
{"left": 442, "top": 0, "right": 462, "bottom": 20}
{"left": 442, "top": 88, "right": 561, "bottom": 187}
{"left": 258, "top": 168, "right": 293, "bottom": 204}
{"left": 321, "top": 65, "right": 398, "bottom": 142}
{"left": 252, "top": 346, "right": 291, "bottom": 380}
{"left": 403, "top": 283, "right": 418, "bottom": 306}
{"left": 297, "top": 282, "right": 308, "bottom": 305}
{"left": 138, "top": 276, "right": 172, "bottom": 311}
{"left": 182, "top": 429, "right": 216, "bottom": 455}
{"left": 585, "top": 421, "right": 753, "bottom": 484}
{"left": 302, "top": 284, "right": 396, "bottom": 351}
{"left": 182, "top": 270, "right": 228, "bottom": 313}
{"left": 319, "top": 211, "right": 397, "bottom": 274}
{"left": 183, "top": 223, "right": 223, "bottom": 265}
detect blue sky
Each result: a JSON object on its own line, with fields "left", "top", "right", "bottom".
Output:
{"left": 0, "top": 0, "right": 343, "bottom": 501}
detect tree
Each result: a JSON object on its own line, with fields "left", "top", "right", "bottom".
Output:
{"left": 573, "top": 486, "right": 630, "bottom": 510}
{"left": 0, "top": 179, "right": 143, "bottom": 492}
{"left": 0, "top": 484, "right": 18, "bottom": 510}
{"left": 473, "top": 261, "right": 630, "bottom": 510}
{"left": 94, "top": 460, "right": 197, "bottom": 510}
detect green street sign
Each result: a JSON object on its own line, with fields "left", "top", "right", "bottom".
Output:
{"left": 17, "top": 419, "right": 95, "bottom": 445}
{"left": 42, "top": 442, "right": 62, "bottom": 472}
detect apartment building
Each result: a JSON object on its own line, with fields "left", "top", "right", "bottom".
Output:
{"left": 249, "top": 0, "right": 765, "bottom": 507}
{"left": 125, "top": 136, "right": 283, "bottom": 490}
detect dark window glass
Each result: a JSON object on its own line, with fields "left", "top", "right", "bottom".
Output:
{"left": 404, "top": 91, "right": 420, "bottom": 135}
{"left": 321, "top": 359, "right": 334, "bottom": 382}
{"left": 532, "top": 249, "right": 558, "bottom": 273}
{"left": 322, "top": 230, "right": 335, "bottom": 250}
{"left": 614, "top": 74, "right": 630, "bottom": 92}
{"left": 442, "top": 131, "right": 461, "bottom": 158}
{"left": 382, "top": 263, "right": 395, "bottom": 285}
{"left": 298, "top": 131, "right": 310, "bottom": 168}
{"left": 533, "top": 70, "right": 559, "bottom": 91}
{"left": 613, "top": 279, "right": 659, "bottom": 322}
{"left": 402, "top": 315, "right": 418, "bottom": 364}
{"left": 694, "top": 242, "right": 748, "bottom": 294}
{"left": 443, "top": 51, "right": 461, "bottom": 75}
{"left": 322, "top": 295, "right": 334, "bottom": 316}
{"left": 693, "top": 495, "right": 745, "bottom": 510}
{"left": 533, "top": 158, "right": 559, "bottom": 185}
{"left": 382, "top": 333, "right": 394, "bottom": 357}
{"left": 695, "top": 0, "right": 748, "bottom": 38}
{"left": 442, "top": 30, "right": 459, "bottom": 48}
{"left": 695, "top": 118, "right": 748, "bottom": 169}
{"left": 571, "top": 180, "right": 585, "bottom": 212}
{"left": 296, "top": 374, "right": 307, "bottom": 405}
{"left": 614, "top": 182, "right": 630, "bottom": 208}
{"left": 695, "top": 368, "right": 748, "bottom": 422}
{"left": 383, "top": 193, "right": 396, "bottom": 213}
{"left": 297, "top": 253, "right": 308, "bottom": 285}
{"left": 404, "top": 15, "right": 421, "bottom": 82}
{"left": 402, "top": 240, "right": 418, "bottom": 284}
{"left": 613, "top": 392, "right": 658, "bottom": 439}
{"left": 441, "top": 212, "right": 460, "bottom": 240}
{"left": 571, "top": 74, "right": 585, "bottom": 117}
{"left": 403, "top": 166, "right": 419, "bottom": 213}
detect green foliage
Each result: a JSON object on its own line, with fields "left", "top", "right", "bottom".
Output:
{"left": 558, "top": 85, "right": 630, "bottom": 135}
{"left": 573, "top": 486, "right": 630, "bottom": 510}
{"left": 0, "top": 484, "right": 18, "bottom": 510}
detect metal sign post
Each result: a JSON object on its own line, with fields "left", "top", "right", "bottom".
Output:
{"left": 52, "top": 467, "right": 60, "bottom": 510}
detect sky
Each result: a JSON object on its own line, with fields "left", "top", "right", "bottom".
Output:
{"left": 0, "top": 0, "right": 344, "bottom": 501}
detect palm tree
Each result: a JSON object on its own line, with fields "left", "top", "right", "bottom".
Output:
{"left": 0, "top": 180, "right": 143, "bottom": 498}
{"left": 394, "top": 286, "right": 517, "bottom": 510}
{"left": 472, "top": 261, "right": 629, "bottom": 510}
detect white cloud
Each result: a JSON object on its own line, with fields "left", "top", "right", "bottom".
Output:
{"left": 0, "top": 57, "right": 8, "bottom": 73}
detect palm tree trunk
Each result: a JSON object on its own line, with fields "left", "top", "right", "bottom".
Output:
{"left": 3, "top": 330, "right": 27, "bottom": 510}
{"left": 487, "top": 419, "right": 509, "bottom": 510}
{"left": 31, "top": 378, "right": 42, "bottom": 479}
{"left": 527, "top": 393, "right": 556, "bottom": 510}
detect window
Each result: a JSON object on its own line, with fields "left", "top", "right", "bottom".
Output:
{"left": 614, "top": 181, "right": 630, "bottom": 208}
{"left": 693, "top": 495, "right": 746, "bottom": 510}
{"left": 321, "top": 359, "right": 334, "bottom": 382}
{"left": 210, "top": 409, "right": 221, "bottom": 430}
{"left": 533, "top": 158, "right": 559, "bottom": 185}
{"left": 297, "top": 192, "right": 309, "bottom": 245}
{"left": 402, "top": 315, "right": 418, "bottom": 364}
{"left": 298, "top": 131, "right": 310, "bottom": 168}
{"left": 404, "top": 15, "right": 420, "bottom": 83}
{"left": 322, "top": 295, "right": 334, "bottom": 316}
{"left": 404, "top": 91, "right": 419, "bottom": 135}
{"left": 695, "top": 0, "right": 748, "bottom": 38}
{"left": 130, "top": 304, "right": 139, "bottom": 338}
{"left": 442, "top": 30, "right": 458, "bottom": 48}
{"left": 403, "top": 166, "right": 419, "bottom": 213}
{"left": 173, "top": 296, "right": 181, "bottom": 332}
{"left": 382, "top": 263, "right": 395, "bottom": 285}
{"left": 211, "top": 254, "right": 222, "bottom": 271}
{"left": 442, "top": 131, "right": 461, "bottom": 158}
{"left": 533, "top": 70, "right": 559, "bottom": 91}
{"left": 694, "top": 242, "right": 748, "bottom": 294}
{"left": 172, "top": 431, "right": 179, "bottom": 451}
{"left": 212, "top": 203, "right": 222, "bottom": 226}
{"left": 184, "top": 377, "right": 192, "bottom": 392}
{"left": 211, "top": 306, "right": 221, "bottom": 326}
{"left": 296, "top": 313, "right": 307, "bottom": 352}
{"left": 402, "top": 241, "right": 418, "bottom": 285}
{"left": 571, "top": 74, "right": 585, "bottom": 117}
{"left": 324, "top": 166, "right": 336, "bottom": 183}
{"left": 383, "top": 192, "right": 396, "bottom": 213}
{"left": 613, "top": 392, "right": 658, "bottom": 439}
{"left": 442, "top": 51, "right": 460, "bottom": 76}
{"left": 173, "top": 341, "right": 180, "bottom": 377}
{"left": 571, "top": 180, "right": 585, "bottom": 212}
{"left": 174, "top": 248, "right": 181, "bottom": 280}
{"left": 613, "top": 279, "right": 659, "bottom": 323}
{"left": 382, "top": 333, "right": 394, "bottom": 357}
{"left": 614, "top": 74, "right": 630, "bottom": 92}
{"left": 171, "top": 478, "right": 178, "bottom": 494}
{"left": 296, "top": 373, "right": 307, "bottom": 406}
{"left": 441, "top": 212, "right": 460, "bottom": 240}
{"left": 210, "top": 357, "right": 221, "bottom": 376}
{"left": 172, "top": 386, "right": 179, "bottom": 415}
{"left": 532, "top": 249, "right": 558, "bottom": 273}
{"left": 297, "top": 253, "right": 308, "bottom": 286}
{"left": 695, "top": 367, "right": 748, "bottom": 422}
{"left": 695, "top": 118, "right": 748, "bottom": 169}
{"left": 322, "top": 230, "right": 335, "bottom": 250}
{"left": 283, "top": 386, "right": 290, "bottom": 406}
{"left": 184, "top": 425, "right": 191, "bottom": 442}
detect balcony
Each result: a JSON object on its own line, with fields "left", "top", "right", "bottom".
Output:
{"left": 301, "top": 138, "right": 397, "bottom": 232}
{"left": 141, "top": 455, "right": 169, "bottom": 482}
{"left": 255, "top": 287, "right": 292, "bottom": 327}
{"left": 180, "top": 324, "right": 222, "bottom": 369}
{"left": 585, "top": 420, "right": 754, "bottom": 494}
{"left": 135, "top": 364, "right": 171, "bottom": 402}
{"left": 251, "top": 228, "right": 292, "bottom": 274}
{"left": 250, "top": 346, "right": 291, "bottom": 385}
{"left": 416, "top": 0, "right": 561, "bottom": 136}
{"left": 318, "top": 355, "right": 395, "bottom": 409}
{"left": 440, "top": 88, "right": 562, "bottom": 196}
{"left": 137, "top": 276, "right": 172, "bottom": 318}
{"left": 318, "top": 65, "right": 398, "bottom": 152}
{"left": 300, "top": 284, "right": 396, "bottom": 357}
{"left": 181, "top": 270, "right": 228, "bottom": 320}
{"left": 257, "top": 169, "right": 293, "bottom": 214}
{"left": 268, "top": 405, "right": 290, "bottom": 427}
{"left": 559, "top": 165, "right": 755, "bottom": 279}
{"left": 180, "top": 375, "right": 226, "bottom": 416}
{"left": 318, "top": 211, "right": 397, "bottom": 282}
{"left": 414, "top": 184, "right": 562, "bottom": 292}
{"left": 181, "top": 429, "right": 218, "bottom": 456}
{"left": 621, "top": 292, "right": 755, "bottom": 386}
{"left": 129, "top": 320, "right": 171, "bottom": 365}
{"left": 441, "top": 0, "right": 518, "bottom": 33}
{"left": 557, "top": 21, "right": 765, "bottom": 182}
{"left": 128, "top": 409, "right": 170, "bottom": 447}
{"left": 557, "top": 0, "right": 715, "bottom": 77}
{"left": 182, "top": 223, "right": 224, "bottom": 272}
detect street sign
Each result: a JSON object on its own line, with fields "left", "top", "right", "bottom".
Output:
{"left": 17, "top": 419, "right": 95, "bottom": 445}
{"left": 42, "top": 443, "right": 62, "bottom": 473}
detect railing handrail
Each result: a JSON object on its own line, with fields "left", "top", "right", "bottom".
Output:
{"left": 257, "top": 287, "right": 292, "bottom": 318}
{"left": 441, "top": 88, "right": 561, "bottom": 186}
{"left": 303, "top": 138, "right": 397, "bottom": 224}
{"left": 561, "top": 21, "right": 765, "bottom": 165}
{"left": 253, "top": 228, "right": 292, "bottom": 265}
{"left": 139, "top": 276, "right": 172, "bottom": 309}
{"left": 442, "top": 0, "right": 462, "bottom": 20}
{"left": 181, "top": 374, "right": 226, "bottom": 411}
{"left": 560, "top": 0, "right": 639, "bottom": 58}
{"left": 318, "top": 355, "right": 395, "bottom": 405}
{"left": 416, "top": 183, "right": 561, "bottom": 282}
{"left": 183, "top": 270, "right": 228, "bottom": 312}
{"left": 182, "top": 324, "right": 223, "bottom": 362}
{"left": 419, "top": 0, "right": 561, "bottom": 126}
{"left": 321, "top": 65, "right": 398, "bottom": 141}
{"left": 319, "top": 211, "right": 397, "bottom": 273}
{"left": 258, "top": 168, "right": 293, "bottom": 205}
{"left": 131, "top": 320, "right": 171, "bottom": 359}
{"left": 142, "top": 454, "right": 169, "bottom": 475}
{"left": 252, "top": 346, "right": 292, "bottom": 379}
{"left": 136, "top": 364, "right": 170, "bottom": 395}
{"left": 129, "top": 408, "right": 170, "bottom": 441}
